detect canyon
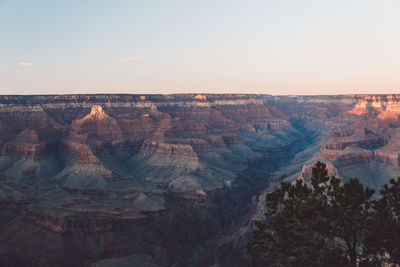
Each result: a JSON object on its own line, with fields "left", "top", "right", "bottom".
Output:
{"left": 0, "top": 94, "right": 400, "bottom": 266}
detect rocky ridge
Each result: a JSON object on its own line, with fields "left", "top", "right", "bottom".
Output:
{"left": 1, "top": 94, "right": 400, "bottom": 266}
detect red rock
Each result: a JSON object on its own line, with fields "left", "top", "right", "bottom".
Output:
{"left": 140, "top": 140, "right": 198, "bottom": 161}
{"left": 2, "top": 94, "right": 400, "bottom": 266}
{"left": 374, "top": 135, "right": 400, "bottom": 166}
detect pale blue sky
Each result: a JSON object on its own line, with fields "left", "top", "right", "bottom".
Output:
{"left": 1, "top": 0, "right": 399, "bottom": 95}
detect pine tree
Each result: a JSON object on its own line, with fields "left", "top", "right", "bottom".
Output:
{"left": 246, "top": 161, "right": 375, "bottom": 267}
{"left": 363, "top": 177, "right": 400, "bottom": 265}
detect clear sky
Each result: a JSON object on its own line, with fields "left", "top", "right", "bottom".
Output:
{"left": 1, "top": 0, "right": 400, "bottom": 95}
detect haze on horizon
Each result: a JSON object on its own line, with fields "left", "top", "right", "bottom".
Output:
{"left": 1, "top": 0, "right": 399, "bottom": 95}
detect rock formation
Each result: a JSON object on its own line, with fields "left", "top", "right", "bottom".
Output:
{"left": 1, "top": 94, "right": 400, "bottom": 266}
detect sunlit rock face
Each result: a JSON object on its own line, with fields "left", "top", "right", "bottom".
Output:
{"left": 346, "top": 95, "right": 400, "bottom": 119}
{"left": 1, "top": 94, "right": 400, "bottom": 267}
{"left": 262, "top": 95, "right": 400, "bottom": 206}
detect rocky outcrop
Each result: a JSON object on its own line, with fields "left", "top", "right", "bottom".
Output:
{"left": 374, "top": 135, "right": 400, "bottom": 166}
{"left": 333, "top": 145, "right": 374, "bottom": 166}
{"left": 75, "top": 105, "right": 110, "bottom": 122}
{"left": 298, "top": 161, "right": 340, "bottom": 182}
{"left": 346, "top": 95, "right": 400, "bottom": 120}
{"left": 2, "top": 141, "right": 56, "bottom": 160}
{"left": 140, "top": 140, "right": 198, "bottom": 161}
{"left": 2, "top": 94, "right": 400, "bottom": 267}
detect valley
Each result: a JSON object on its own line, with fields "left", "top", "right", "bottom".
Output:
{"left": 0, "top": 94, "right": 400, "bottom": 266}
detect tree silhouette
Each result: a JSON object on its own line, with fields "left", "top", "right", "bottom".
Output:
{"left": 362, "top": 177, "right": 400, "bottom": 265}
{"left": 246, "top": 161, "right": 376, "bottom": 267}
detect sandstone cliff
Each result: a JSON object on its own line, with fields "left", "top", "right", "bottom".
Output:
{"left": 1, "top": 94, "right": 400, "bottom": 267}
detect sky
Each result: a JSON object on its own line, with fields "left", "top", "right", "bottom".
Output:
{"left": 1, "top": 0, "right": 400, "bottom": 95}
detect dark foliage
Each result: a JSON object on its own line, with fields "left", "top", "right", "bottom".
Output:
{"left": 362, "top": 177, "right": 400, "bottom": 265}
{"left": 246, "top": 161, "right": 400, "bottom": 267}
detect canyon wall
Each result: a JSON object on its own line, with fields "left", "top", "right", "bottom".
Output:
{"left": 1, "top": 94, "right": 400, "bottom": 266}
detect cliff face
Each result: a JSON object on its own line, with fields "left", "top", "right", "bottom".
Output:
{"left": 1, "top": 94, "right": 400, "bottom": 266}
{"left": 310, "top": 96, "right": 400, "bottom": 189}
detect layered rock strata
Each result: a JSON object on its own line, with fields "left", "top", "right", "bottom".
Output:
{"left": 1, "top": 94, "right": 400, "bottom": 266}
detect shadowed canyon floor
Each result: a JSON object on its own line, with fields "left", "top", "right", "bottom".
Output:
{"left": 1, "top": 94, "right": 400, "bottom": 266}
